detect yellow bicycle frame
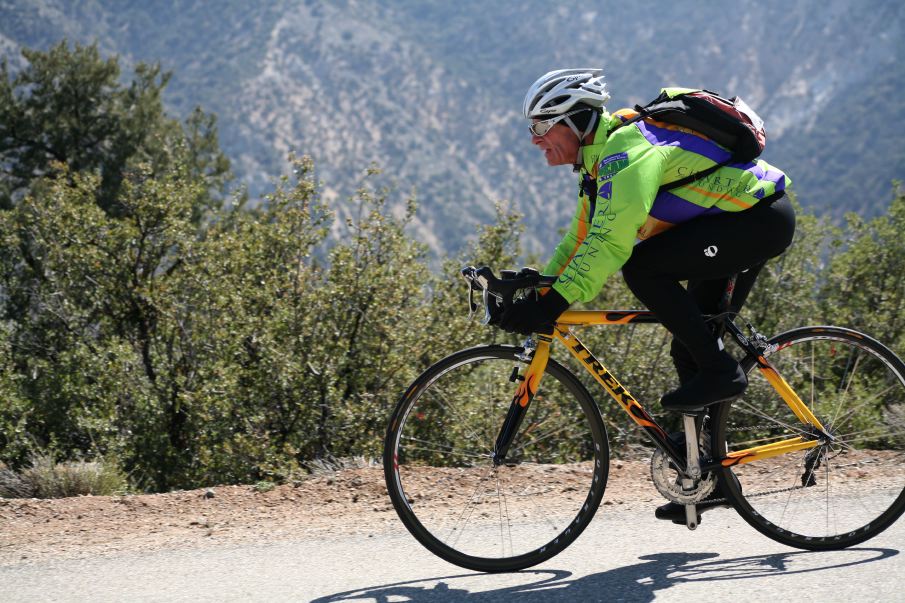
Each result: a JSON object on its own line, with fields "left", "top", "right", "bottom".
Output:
{"left": 512, "top": 310, "right": 825, "bottom": 470}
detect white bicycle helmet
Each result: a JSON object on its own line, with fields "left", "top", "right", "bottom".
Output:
{"left": 522, "top": 68, "right": 610, "bottom": 119}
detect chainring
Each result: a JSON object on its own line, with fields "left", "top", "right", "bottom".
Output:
{"left": 650, "top": 447, "right": 717, "bottom": 505}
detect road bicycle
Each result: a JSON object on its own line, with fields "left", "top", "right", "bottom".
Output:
{"left": 383, "top": 266, "right": 905, "bottom": 572}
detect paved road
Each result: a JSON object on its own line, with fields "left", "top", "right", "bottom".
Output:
{"left": 2, "top": 505, "right": 902, "bottom": 602}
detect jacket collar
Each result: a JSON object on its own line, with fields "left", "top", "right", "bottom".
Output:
{"left": 579, "top": 111, "right": 618, "bottom": 176}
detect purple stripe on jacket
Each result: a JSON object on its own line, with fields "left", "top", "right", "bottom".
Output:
{"left": 763, "top": 169, "right": 786, "bottom": 190}
{"left": 635, "top": 120, "right": 732, "bottom": 164}
{"left": 649, "top": 191, "right": 715, "bottom": 224}
{"left": 726, "top": 162, "right": 786, "bottom": 190}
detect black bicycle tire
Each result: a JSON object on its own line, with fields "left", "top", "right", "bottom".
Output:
{"left": 711, "top": 326, "right": 905, "bottom": 550}
{"left": 383, "top": 344, "right": 609, "bottom": 572}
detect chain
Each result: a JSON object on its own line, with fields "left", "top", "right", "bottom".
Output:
{"left": 724, "top": 423, "right": 789, "bottom": 433}
{"left": 705, "top": 483, "right": 806, "bottom": 506}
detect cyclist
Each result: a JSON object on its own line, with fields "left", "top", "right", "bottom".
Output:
{"left": 499, "top": 68, "right": 796, "bottom": 522}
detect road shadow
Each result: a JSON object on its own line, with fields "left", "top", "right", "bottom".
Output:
{"left": 311, "top": 547, "right": 898, "bottom": 603}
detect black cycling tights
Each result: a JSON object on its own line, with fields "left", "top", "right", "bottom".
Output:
{"left": 621, "top": 194, "right": 796, "bottom": 378}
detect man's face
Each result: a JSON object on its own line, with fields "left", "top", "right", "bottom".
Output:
{"left": 531, "top": 122, "right": 579, "bottom": 166}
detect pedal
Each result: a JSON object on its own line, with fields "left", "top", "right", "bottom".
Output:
{"left": 684, "top": 503, "right": 700, "bottom": 530}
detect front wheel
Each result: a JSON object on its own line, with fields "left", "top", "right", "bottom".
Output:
{"left": 711, "top": 326, "right": 905, "bottom": 549}
{"left": 384, "top": 345, "right": 609, "bottom": 572}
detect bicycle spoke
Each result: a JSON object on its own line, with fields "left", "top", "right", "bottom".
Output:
{"left": 834, "top": 427, "right": 905, "bottom": 444}
{"left": 732, "top": 400, "right": 809, "bottom": 435}
{"left": 824, "top": 453, "right": 831, "bottom": 535}
{"left": 508, "top": 416, "right": 589, "bottom": 457}
{"left": 504, "top": 475, "right": 515, "bottom": 558}
{"left": 495, "top": 470, "right": 506, "bottom": 558}
{"left": 829, "top": 401, "right": 883, "bottom": 434}
{"left": 486, "top": 378, "right": 500, "bottom": 460}
{"left": 810, "top": 341, "right": 816, "bottom": 414}
{"left": 423, "top": 386, "right": 488, "bottom": 443}
{"left": 399, "top": 438, "right": 489, "bottom": 460}
{"left": 400, "top": 435, "right": 487, "bottom": 454}
{"left": 446, "top": 465, "right": 495, "bottom": 546}
{"left": 833, "top": 438, "right": 905, "bottom": 455}
{"left": 777, "top": 451, "right": 812, "bottom": 528}
{"left": 500, "top": 469, "right": 564, "bottom": 534}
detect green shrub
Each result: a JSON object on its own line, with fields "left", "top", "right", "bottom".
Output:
{"left": 0, "top": 453, "right": 128, "bottom": 498}
{"left": 0, "top": 462, "right": 31, "bottom": 498}
{"left": 252, "top": 480, "right": 276, "bottom": 493}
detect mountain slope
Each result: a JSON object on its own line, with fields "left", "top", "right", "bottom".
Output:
{"left": 1, "top": 0, "right": 902, "bottom": 256}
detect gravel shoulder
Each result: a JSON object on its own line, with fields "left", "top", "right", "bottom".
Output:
{"left": 0, "top": 459, "right": 659, "bottom": 567}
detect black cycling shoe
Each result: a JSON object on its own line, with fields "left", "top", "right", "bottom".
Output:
{"left": 660, "top": 362, "right": 747, "bottom": 411}
{"left": 655, "top": 469, "right": 741, "bottom": 525}
{"left": 654, "top": 495, "right": 731, "bottom": 525}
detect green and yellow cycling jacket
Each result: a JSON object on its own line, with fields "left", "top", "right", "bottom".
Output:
{"left": 544, "top": 107, "right": 790, "bottom": 304}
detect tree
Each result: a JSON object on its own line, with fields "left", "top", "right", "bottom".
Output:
{"left": 0, "top": 40, "right": 230, "bottom": 216}
{"left": 820, "top": 185, "right": 905, "bottom": 356}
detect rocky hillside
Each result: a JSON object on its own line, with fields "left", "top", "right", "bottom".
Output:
{"left": 1, "top": 0, "right": 903, "bottom": 256}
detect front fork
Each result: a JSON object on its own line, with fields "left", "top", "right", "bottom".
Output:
{"left": 493, "top": 335, "right": 552, "bottom": 465}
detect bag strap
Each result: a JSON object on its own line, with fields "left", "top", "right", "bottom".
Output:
{"left": 606, "top": 110, "right": 732, "bottom": 194}
{"left": 607, "top": 108, "right": 646, "bottom": 136}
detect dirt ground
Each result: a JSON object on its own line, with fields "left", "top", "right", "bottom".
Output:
{"left": 0, "top": 458, "right": 658, "bottom": 566}
{"left": 3, "top": 449, "right": 900, "bottom": 566}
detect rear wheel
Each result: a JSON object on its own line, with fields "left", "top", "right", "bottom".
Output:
{"left": 712, "top": 327, "right": 905, "bottom": 549}
{"left": 384, "top": 345, "right": 608, "bottom": 572}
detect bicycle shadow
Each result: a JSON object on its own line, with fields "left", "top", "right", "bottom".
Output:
{"left": 310, "top": 547, "right": 898, "bottom": 603}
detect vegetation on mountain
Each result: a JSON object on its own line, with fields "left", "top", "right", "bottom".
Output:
{"left": 0, "top": 41, "right": 230, "bottom": 217}
{"left": 1, "top": 0, "right": 901, "bottom": 257}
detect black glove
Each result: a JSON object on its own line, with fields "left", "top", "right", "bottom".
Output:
{"left": 499, "top": 288, "right": 570, "bottom": 335}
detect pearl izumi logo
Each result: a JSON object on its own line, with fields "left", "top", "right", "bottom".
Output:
{"left": 704, "top": 245, "right": 718, "bottom": 257}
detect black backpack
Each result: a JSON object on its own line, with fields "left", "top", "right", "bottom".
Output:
{"left": 611, "top": 88, "right": 767, "bottom": 192}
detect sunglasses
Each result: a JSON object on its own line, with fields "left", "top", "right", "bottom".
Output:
{"left": 528, "top": 109, "right": 583, "bottom": 137}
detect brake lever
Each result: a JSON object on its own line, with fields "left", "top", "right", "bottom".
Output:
{"left": 463, "top": 266, "right": 501, "bottom": 322}
{"left": 481, "top": 288, "right": 494, "bottom": 325}
{"left": 464, "top": 279, "right": 500, "bottom": 325}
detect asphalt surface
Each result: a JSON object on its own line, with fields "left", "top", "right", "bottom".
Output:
{"left": 2, "top": 504, "right": 903, "bottom": 602}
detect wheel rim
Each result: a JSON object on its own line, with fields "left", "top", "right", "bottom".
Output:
{"left": 722, "top": 332, "right": 905, "bottom": 543}
{"left": 389, "top": 351, "right": 606, "bottom": 564}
